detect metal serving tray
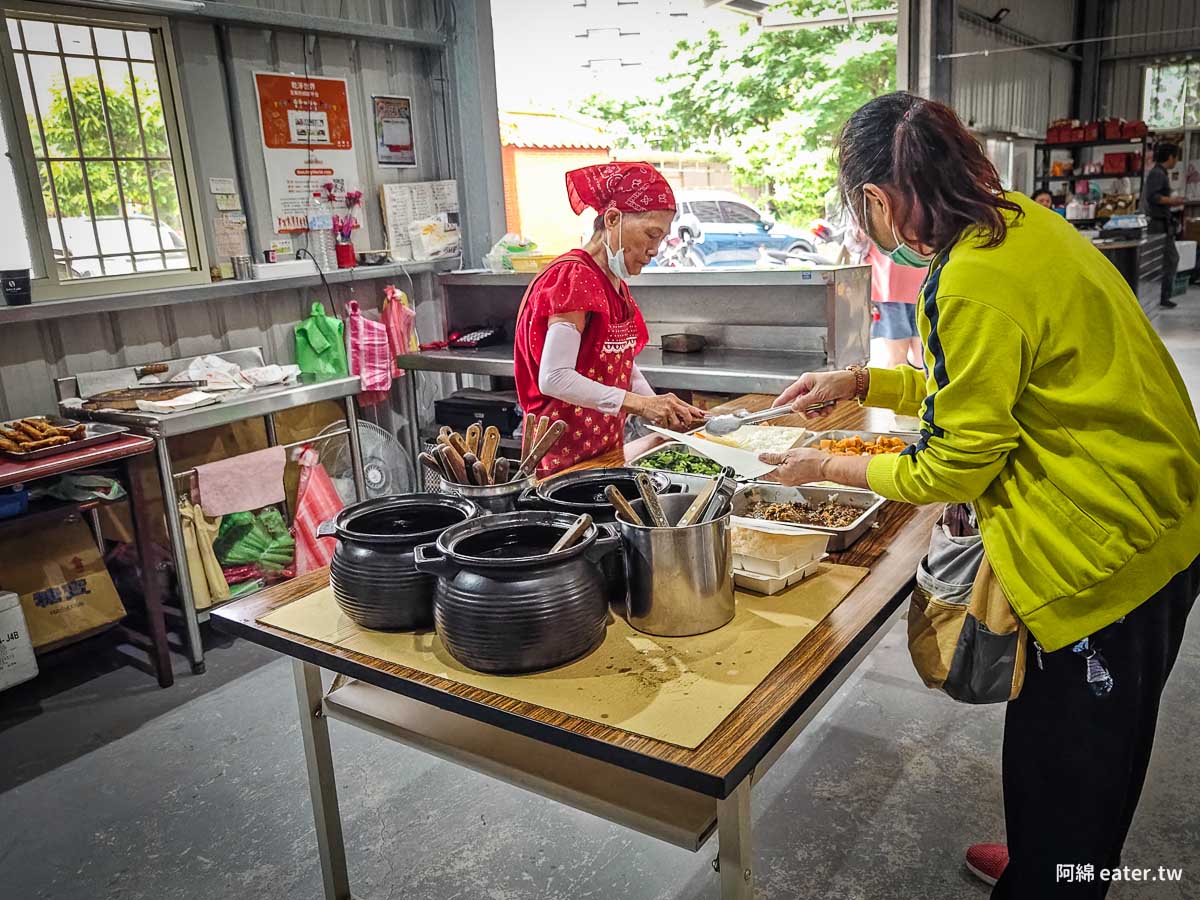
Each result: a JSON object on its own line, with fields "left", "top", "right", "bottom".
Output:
{"left": 730, "top": 483, "right": 887, "bottom": 551}
{"left": 628, "top": 441, "right": 735, "bottom": 481}
{"left": 0, "top": 416, "right": 129, "bottom": 461}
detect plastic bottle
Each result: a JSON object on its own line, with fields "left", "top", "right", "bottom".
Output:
{"left": 306, "top": 192, "right": 337, "bottom": 273}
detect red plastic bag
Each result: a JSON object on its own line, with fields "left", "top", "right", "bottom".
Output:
{"left": 293, "top": 446, "right": 344, "bottom": 574}
{"left": 345, "top": 299, "right": 392, "bottom": 402}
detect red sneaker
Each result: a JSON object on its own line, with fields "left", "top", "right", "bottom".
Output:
{"left": 965, "top": 843, "right": 1009, "bottom": 886}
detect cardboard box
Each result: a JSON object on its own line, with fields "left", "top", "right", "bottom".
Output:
{"left": 0, "top": 590, "right": 38, "bottom": 691}
{"left": 0, "top": 512, "right": 125, "bottom": 650}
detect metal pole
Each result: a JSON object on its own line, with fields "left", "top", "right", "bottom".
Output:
{"left": 292, "top": 660, "right": 352, "bottom": 900}
{"left": 216, "top": 23, "right": 263, "bottom": 261}
{"left": 155, "top": 437, "right": 205, "bottom": 674}
{"left": 343, "top": 396, "right": 367, "bottom": 501}
{"left": 405, "top": 372, "right": 423, "bottom": 476}
{"left": 263, "top": 413, "right": 289, "bottom": 521}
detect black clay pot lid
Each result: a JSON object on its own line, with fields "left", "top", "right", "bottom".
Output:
{"left": 537, "top": 467, "right": 669, "bottom": 508}
{"left": 436, "top": 510, "right": 599, "bottom": 568}
{"left": 333, "top": 493, "right": 477, "bottom": 544}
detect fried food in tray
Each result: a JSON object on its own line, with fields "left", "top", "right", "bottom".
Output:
{"left": 817, "top": 434, "right": 908, "bottom": 456}
{"left": 0, "top": 416, "right": 89, "bottom": 457}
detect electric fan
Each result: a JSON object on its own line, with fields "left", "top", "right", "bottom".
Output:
{"left": 316, "top": 420, "right": 413, "bottom": 504}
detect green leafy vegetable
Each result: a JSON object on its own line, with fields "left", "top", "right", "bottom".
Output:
{"left": 636, "top": 448, "right": 723, "bottom": 475}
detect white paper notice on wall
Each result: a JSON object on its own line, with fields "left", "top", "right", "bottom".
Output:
{"left": 209, "top": 176, "right": 237, "bottom": 194}
{"left": 380, "top": 180, "right": 458, "bottom": 261}
{"left": 213, "top": 212, "right": 249, "bottom": 261}
{"left": 214, "top": 193, "right": 242, "bottom": 211}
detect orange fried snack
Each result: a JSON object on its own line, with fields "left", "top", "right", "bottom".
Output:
{"left": 817, "top": 435, "right": 908, "bottom": 456}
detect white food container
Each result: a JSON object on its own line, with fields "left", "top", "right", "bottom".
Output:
{"left": 731, "top": 523, "right": 831, "bottom": 576}
{"left": 0, "top": 591, "right": 38, "bottom": 691}
{"left": 734, "top": 555, "right": 827, "bottom": 595}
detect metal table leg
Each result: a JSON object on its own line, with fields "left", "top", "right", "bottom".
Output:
{"left": 293, "top": 660, "right": 352, "bottom": 900}
{"left": 717, "top": 778, "right": 754, "bottom": 900}
{"left": 155, "top": 436, "right": 205, "bottom": 674}
{"left": 263, "top": 413, "right": 289, "bottom": 521}
{"left": 343, "top": 396, "right": 366, "bottom": 501}
{"left": 125, "top": 456, "right": 174, "bottom": 688}
{"left": 405, "top": 372, "right": 424, "bottom": 477}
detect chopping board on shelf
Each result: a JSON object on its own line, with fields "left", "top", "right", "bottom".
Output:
{"left": 82, "top": 386, "right": 195, "bottom": 411}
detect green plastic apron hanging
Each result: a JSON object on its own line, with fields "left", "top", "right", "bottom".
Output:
{"left": 294, "top": 301, "right": 349, "bottom": 377}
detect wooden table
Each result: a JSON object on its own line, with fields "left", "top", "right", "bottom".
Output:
{"left": 1, "top": 434, "right": 174, "bottom": 687}
{"left": 211, "top": 397, "right": 937, "bottom": 899}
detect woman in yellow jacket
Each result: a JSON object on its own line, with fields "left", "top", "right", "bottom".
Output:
{"left": 763, "top": 93, "right": 1200, "bottom": 898}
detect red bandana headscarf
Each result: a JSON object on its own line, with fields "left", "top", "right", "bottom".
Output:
{"left": 565, "top": 162, "right": 676, "bottom": 216}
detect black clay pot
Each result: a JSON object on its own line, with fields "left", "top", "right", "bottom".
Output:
{"left": 318, "top": 493, "right": 478, "bottom": 630}
{"left": 413, "top": 511, "right": 620, "bottom": 674}
{"left": 518, "top": 467, "right": 672, "bottom": 605}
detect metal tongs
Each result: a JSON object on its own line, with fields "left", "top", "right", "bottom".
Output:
{"left": 705, "top": 400, "right": 836, "bottom": 436}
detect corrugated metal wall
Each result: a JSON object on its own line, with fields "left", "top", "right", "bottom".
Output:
{"left": 953, "top": 0, "right": 1076, "bottom": 136}
{"left": 0, "top": 0, "right": 458, "bottom": 444}
{"left": 1099, "top": 0, "right": 1200, "bottom": 119}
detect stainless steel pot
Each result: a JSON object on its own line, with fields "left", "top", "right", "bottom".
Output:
{"left": 443, "top": 472, "right": 535, "bottom": 514}
{"left": 413, "top": 511, "right": 619, "bottom": 673}
{"left": 318, "top": 493, "right": 479, "bottom": 630}
{"left": 619, "top": 491, "right": 736, "bottom": 637}
{"left": 519, "top": 467, "right": 673, "bottom": 605}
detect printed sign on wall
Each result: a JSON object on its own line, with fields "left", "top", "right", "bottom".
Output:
{"left": 372, "top": 95, "right": 416, "bottom": 167}
{"left": 253, "top": 72, "right": 366, "bottom": 239}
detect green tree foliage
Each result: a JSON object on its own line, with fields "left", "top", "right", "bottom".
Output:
{"left": 35, "top": 75, "right": 180, "bottom": 228}
{"left": 580, "top": 0, "right": 896, "bottom": 224}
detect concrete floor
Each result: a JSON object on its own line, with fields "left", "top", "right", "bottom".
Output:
{"left": 3, "top": 286, "right": 1199, "bottom": 900}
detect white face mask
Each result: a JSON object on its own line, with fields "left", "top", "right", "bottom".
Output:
{"left": 604, "top": 212, "right": 632, "bottom": 281}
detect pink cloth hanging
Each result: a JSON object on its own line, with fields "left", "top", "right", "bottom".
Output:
{"left": 195, "top": 446, "right": 286, "bottom": 516}
{"left": 345, "top": 299, "right": 392, "bottom": 406}
{"left": 381, "top": 285, "right": 418, "bottom": 377}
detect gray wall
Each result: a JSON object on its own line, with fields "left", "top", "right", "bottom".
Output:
{"left": 952, "top": 0, "right": 1076, "bottom": 137}
{"left": 0, "top": 0, "right": 498, "bottom": 442}
{"left": 1098, "top": 0, "right": 1200, "bottom": 119}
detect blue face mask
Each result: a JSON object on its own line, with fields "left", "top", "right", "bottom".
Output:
{"left": 604, "top": 212, "right": 633, "bottom": 281}
{"left": 864, "top": 193, "right": 933, "bottom": 268}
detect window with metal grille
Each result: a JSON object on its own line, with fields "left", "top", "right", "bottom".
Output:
{"left": 1, "top": 3, "right": 206, "bottom": 299}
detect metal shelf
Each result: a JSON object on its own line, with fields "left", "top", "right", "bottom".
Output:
{"left": 1037, "top": 171, "right": 1143, "bottom": 182}
{"left": 1036, "top": 138, "right": 1147, "bottom": 151}
{"left": 0, "top": 258, "right": 458, "bottom": 325}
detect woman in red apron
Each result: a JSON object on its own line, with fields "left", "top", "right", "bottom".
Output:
{"left": 514, "top": 162, "right": 706, "bottom": 476}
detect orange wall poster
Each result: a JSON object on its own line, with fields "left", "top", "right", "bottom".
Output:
{"left": 253, "top": 72, "right": 366, "bottom": 239}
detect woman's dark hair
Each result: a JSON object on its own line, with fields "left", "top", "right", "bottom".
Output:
{"left": 837, "top": 92, "right": 1023, "bottom": 250}
{"left": 1031, "top": 189, "right": 1053, "bottom": 203}
{"left": 1154, "top": 142, "right": 1179, "bottom": 164}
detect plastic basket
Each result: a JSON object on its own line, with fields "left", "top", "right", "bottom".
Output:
{"left": 509, "top": 253, "right": 557, "bottom": 274}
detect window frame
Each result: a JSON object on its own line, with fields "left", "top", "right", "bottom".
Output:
{"left": 0, "top": 1, "right": 208, "bottom": 302}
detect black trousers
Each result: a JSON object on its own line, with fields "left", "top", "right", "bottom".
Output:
{"left": 992, "top": 553, "right": 1199, "bottom": 899}
{"left": 1150, "top": 219, "right": 1179, "bottom": 304}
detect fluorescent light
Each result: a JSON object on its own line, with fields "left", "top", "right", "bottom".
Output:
{"left": 87, "top": 0, "right": 206, "bottom": 13}
{"left": 761, "top": 8, "right": 898, "bottom": 30}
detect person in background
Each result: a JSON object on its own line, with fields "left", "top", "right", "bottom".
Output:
{"left": 1031, "top": 188, "right": 1054, "bottom": 209}
{"left": 859, "top": 234, "right": 927, "bottom": 368}
{"left": 513, "top": 162, "right": 706, "bottom": 476}
{"left": 1140, "top": 142, "right": 1185, "bottom": 309}
{"left": 761, "top": 92, "right": 1200, "bottom": 898}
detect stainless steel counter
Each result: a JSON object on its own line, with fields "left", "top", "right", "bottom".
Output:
{"left": 396, "top": 344, "right": 823, "bottom": 395}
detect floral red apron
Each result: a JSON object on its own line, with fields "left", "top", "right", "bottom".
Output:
{"left": 513, "top": 251, "right": 646, "bottom": 476}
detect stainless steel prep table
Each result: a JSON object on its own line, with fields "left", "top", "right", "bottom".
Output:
{"left": 56, "top": 348, "right": 364, "bottom": 673}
